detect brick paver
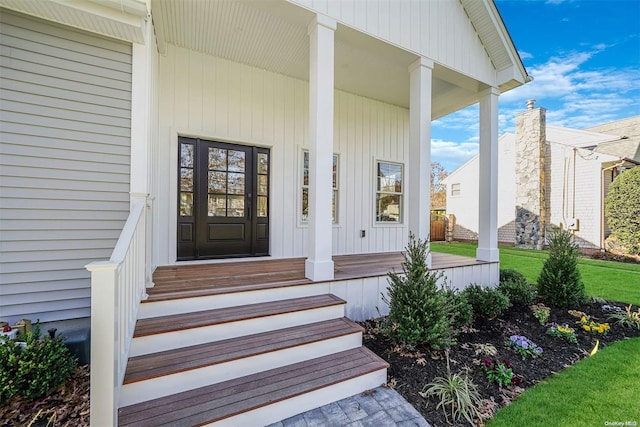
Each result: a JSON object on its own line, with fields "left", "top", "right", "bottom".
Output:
{"left": 267, "top": 387, "right": 430, "bottom": 427}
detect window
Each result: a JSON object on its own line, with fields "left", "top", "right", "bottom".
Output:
{"left": 302, "top": 150, "right": 339, "bottom": 223}
{"left": 451, "top": 183, "right": 461, "bottom": 196}
{"left": 376, "top": 161, "right": 403, "bottom": 223}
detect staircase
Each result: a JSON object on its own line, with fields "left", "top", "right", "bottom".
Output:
{"left": 117, "top": 261, "right": 389, "bottom": 427}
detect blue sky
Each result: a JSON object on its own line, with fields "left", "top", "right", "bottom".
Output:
{"left": 431, "top": 0, "right": 640, "bottom": 172}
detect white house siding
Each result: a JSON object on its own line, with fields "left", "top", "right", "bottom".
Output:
{"left": 545, "top": 143, "right": 604, "bottom": 248}
{"left": 0, "top": 10, "right": 132, "bottom": 323}
{"left": 447, "top": 154, "right": 479, "bottom": 241}
{"left": 155, "top": 45, "right": 410, "bottom": 264}
{"left": 447, "top": 134, "right": 516, "bottom": 243}
{"left": 292, "top": 0, "right": 496, "bottom": 86}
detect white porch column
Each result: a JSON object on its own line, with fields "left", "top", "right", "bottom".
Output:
{"left": 476, "top": 87, "right": 500, "bottom": 262}
{"left": 408, "top": 57, "right": 434, "bottom": 267}
{"left": 130, "top": 30, "right": 155, "bottom": 287}
{"left": 305, "top": 14, "right": 336, "bottom": 281}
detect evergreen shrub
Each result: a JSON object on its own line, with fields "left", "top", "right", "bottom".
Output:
{"left": 605, "top": 167, "right": 640, "bottom": 255}
{"left": 537, "top": 229, "right": 587, "bottom": 308}
{"left": 383, "top": 234, "right": 453, "bottom": 349}
{"left": 462, "top": 284, "right": 509, "bottom": 319}
{"left": 498, "top": 269, "right": 537, "bottom": 306}
{"left": 0, "top": 323, "right": 77, "bottom": 402}
{"left": 444, "top": 289, "right": 474, "bottom": 330}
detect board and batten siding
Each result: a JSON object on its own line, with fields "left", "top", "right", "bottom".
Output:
{"left": 156, "top": 44, "right": 409, "bottom": 264}
{"left": 0, "top": 10, "right": 132, "bottom": 324}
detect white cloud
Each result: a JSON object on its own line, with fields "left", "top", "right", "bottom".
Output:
{"left": 499, "top": 47, "right": 640, "bottom": 131}
{"left": 431, "top": 139, "right": 479, "bottom": 171}
{"left": 518, "top": 50, "right": 534, "bottom": 60}
{"left": 432, "top": 43, "right": 640, "bottom": 170}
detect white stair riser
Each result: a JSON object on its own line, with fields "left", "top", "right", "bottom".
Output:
{"left": 204, "top": 369, "right": 388, "bottom": 427}
{"left": 119, "top": 332, "right": 363, "bottom": 407}
{"left": 128, "top": 304, "right": 345, "bottom": 357}
{"left": 138, "top": 283, "right": 332, "bottom": 319}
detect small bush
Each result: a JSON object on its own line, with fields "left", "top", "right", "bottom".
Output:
{"left": 444, "top": 289, "right": 474, "bottom": 330}
{"left": 605, "top": 167, "right": 640, "bottom": 255}
{"left": 0, "top": 324, "right": 77, "bottom": 402}
{"left": 537, "top": 229, "right": 587, "bottom": 308}
{"left": 462, "top": 285, "right": 509, "bottom": 319}
{"left": 498, "top": 278, "right": 537, "bottom": 307}
{"left": 499, "top": 269, "right": 527, "bottom": 284}
{"left": 383, "top": 234, "right": 452, "bottom": 349}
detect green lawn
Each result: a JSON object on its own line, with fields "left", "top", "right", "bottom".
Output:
{"left": 486, "top": 337, "right": 640, "bottom": 427}
{"left": 431, "top": 242, "right": 640, "bottom": 426}
{"left": 431, "top": 242, "right": 640, "bottom": 306}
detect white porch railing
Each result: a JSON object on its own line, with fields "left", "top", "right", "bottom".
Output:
{"left": 86, "top": 197, "right": 149, "bottom": 426}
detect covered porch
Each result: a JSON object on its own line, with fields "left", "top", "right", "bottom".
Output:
{"left": 146, "top": 251, "right": 498, "bottom": 322}
{"left": 146, "top": 0, "right": 507, "bottom": 277}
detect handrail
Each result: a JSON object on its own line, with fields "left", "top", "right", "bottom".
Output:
{"left": 86, "top": 197, "right": 148, "bottom": 426}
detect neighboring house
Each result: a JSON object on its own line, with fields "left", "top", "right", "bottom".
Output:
{"left": 445, "top": 101, "right": 640, "bottom": 249}
{"left": 0, "top": 0, "right": 529, "bottom": 424}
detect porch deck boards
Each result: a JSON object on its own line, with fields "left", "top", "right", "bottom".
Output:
{"left": 118, "top": 347, "right": 388, "bottom": 427}
{"left": 134, "top": 294, "right": 345, "bottom": 337}
{"left": 147, "top": 251, "right": 485, "bottom": 302}
{"left": 124, "top": 318, "right": 362, "bottom": 384}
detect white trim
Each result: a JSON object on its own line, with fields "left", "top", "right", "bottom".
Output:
{"left": 299, "top": 148, "right": 340, "bottom": 226}
{"left": 373, "top": 158, "right": 405, "bottom": 226}
{"left": 167, "top": 127, "right": 274, "bottom": 264}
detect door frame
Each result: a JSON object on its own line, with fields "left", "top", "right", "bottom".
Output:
{"left": 169, "top": 131, "right": 273, "bottom": 263}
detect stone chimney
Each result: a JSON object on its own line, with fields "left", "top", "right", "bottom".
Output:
{"left": 515, "top": 100, "right": 546, "bottom": 249}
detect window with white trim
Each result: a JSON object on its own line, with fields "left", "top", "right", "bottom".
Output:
{"left": 376, "top": 161, "right": 403, "bottom": 223}
{"left": 302, "top": 150, "right": 339, "bottom": 223}
{"left": 451, "top": 183, "right": 461, "bottom": 196}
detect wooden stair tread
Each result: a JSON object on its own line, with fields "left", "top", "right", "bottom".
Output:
{"left": 118, "top": 347, "right": 388, "bottom": 427}
{"left": 124, "top": 318, "right": 363, "bottom": 384}
{"left": 144, "top": 276, "right": 313, "bottom": 302}
{"left": 152, "top": 258, "right": 306, "bottom": 282}
{"left": 133, "top": 294, "right": 345, "bottom": 337}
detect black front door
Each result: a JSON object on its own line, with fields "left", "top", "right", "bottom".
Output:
{"left": 177, "top": 137, "right": 269, "bottom": 260}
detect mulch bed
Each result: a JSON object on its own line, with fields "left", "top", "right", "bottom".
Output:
{"left": 361, "top": 299, "right": 640, "bottom": 427}
{"left": 1, "top": 365, "right": 90, "bottom": 427}
{"left": 3, "top": 300, "right": 638, "bottom": 427}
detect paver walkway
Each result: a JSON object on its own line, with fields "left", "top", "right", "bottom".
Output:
{"left": 266, "top": 386, "right": 431, "bottom": 427}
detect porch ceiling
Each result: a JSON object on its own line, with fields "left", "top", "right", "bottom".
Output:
{"left": 151, "top": 0, "right": 486, "bottom": 117}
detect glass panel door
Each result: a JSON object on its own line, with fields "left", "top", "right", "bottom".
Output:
{"left": 177, "top": 137, "right": 269, "bottom": 260}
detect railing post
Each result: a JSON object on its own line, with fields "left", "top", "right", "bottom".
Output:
{"left": 131, "top": 193, "right": 153, "bottom": 294}
{"left": 86, "top": 261, "right": 120, "bottom": 427}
